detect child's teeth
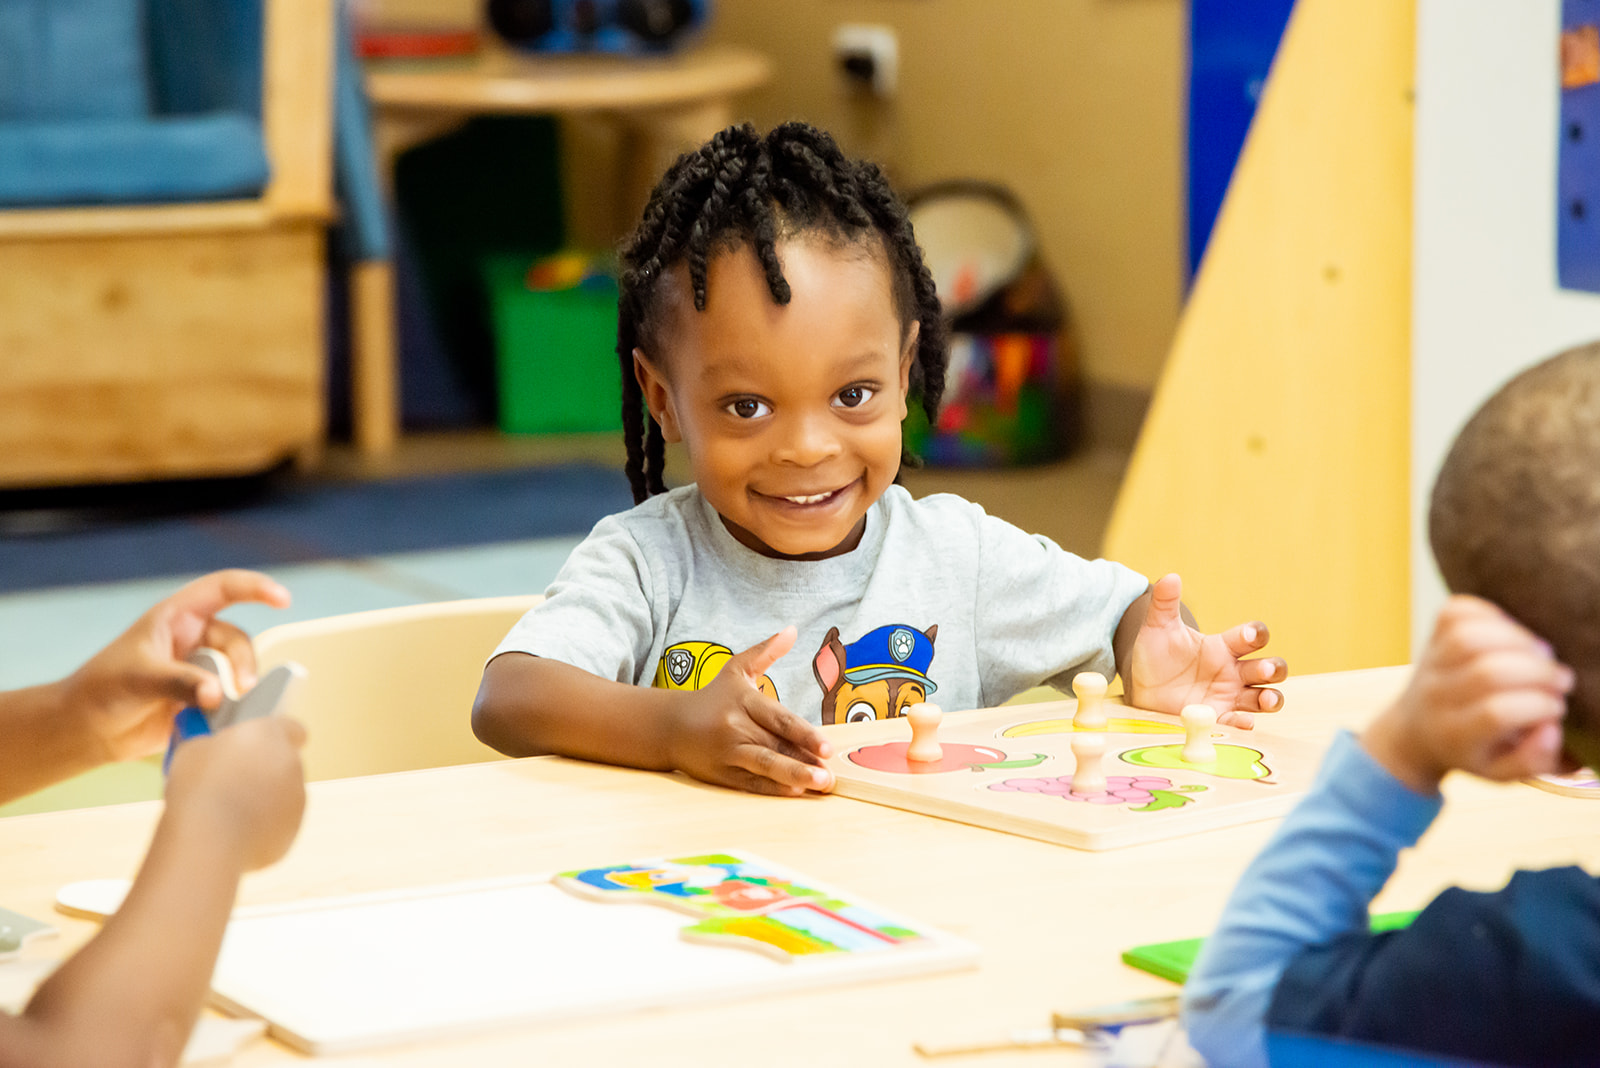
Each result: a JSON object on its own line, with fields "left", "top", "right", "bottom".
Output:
{"left": 786, "top": 492, "right": 829, "bottom": 504}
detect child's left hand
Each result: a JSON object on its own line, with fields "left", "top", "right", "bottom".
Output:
{"left": 1120, "top": 573, "right": 1286, "bottom": 729}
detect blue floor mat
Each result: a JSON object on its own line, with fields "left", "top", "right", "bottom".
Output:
{"left": 0, "top": 464, "right": 633, "bottom": 594}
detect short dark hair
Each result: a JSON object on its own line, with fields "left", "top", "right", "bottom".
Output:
{"left": 614, "top": 121, "right": 948, "bottom": 504}
{"left": 1429, "top": 341, "right": 1600, "bottom": 738}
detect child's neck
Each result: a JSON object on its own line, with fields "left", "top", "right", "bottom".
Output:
{"left": 718, "top": 513, "right": 868, "bottom": 561}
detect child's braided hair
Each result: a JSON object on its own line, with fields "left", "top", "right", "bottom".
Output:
{"left": 615, "top": 121, "right": 948, "bottom": 503}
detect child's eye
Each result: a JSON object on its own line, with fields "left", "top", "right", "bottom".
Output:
{"left": 725, "top": 398, "right": 771, "bottom": 419}
{"left": 834, "top": 385, "right": 878, "bottom": 409}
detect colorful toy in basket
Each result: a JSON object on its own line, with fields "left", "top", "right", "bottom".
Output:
{"left": 903, "top": 182, "right": 1080, "bottom": 466}
{"left": 485, "top": 250, "right": 621, "bottom": 435}
{"left": 487, "top": 0, "right": 708, "bottom": 54}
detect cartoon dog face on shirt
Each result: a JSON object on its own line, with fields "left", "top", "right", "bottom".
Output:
{"left": 812, "top": 623, "right": 939, "bottom": 725}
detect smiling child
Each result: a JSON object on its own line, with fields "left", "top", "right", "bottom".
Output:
{"left": 472, "top": 122, "right": 1287, "bottom": 796}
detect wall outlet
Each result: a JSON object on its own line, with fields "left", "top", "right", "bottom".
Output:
{"left": 833, "top": 23, "right": 898, "bottom": 98}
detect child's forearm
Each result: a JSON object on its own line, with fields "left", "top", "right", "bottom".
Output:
{"left": 1181, "top": 732, "right": 1441, "bottom": 1068}
{"left": 0, "top": 680, "right": 104, "bottom": 804}
{"left": 5, "top": 802, "right": 247, "bottom": 1067}
{"left": 473, "top": 653, "right": 681, "bottom": 770}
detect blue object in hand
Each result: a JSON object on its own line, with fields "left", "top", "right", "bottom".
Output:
{"left": 161, "top": 648, "right": 307, "bottom": 775}
{"left": 163, "top": 706, "right": 213, "bottom": 774}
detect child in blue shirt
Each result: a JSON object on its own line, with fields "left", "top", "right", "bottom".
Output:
{"left": 474, "top": 122, "right": 1288, "bottom": 795}
{"left": 1183, "top": 344, "right": 1600, "bottom": 1066}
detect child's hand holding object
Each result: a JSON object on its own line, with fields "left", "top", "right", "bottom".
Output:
{"left": 164, "top": 715, "right": 308, "bottom": 871}
{"left": 63, "top": 569, "right": 291, "bottom": 763}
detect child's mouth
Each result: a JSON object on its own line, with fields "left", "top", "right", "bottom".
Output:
{"left": 764, "top": 483, "right": 851, "bottom": 507}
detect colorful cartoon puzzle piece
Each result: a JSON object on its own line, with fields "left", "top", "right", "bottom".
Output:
{"left": 556, "top": 853, "right": 820, "bottom": 918}
{"left": 684, "top": 902, "right": 921, "bottom": 960}
{"left": 553, "top": 854, "right": 928, "bottom": 961}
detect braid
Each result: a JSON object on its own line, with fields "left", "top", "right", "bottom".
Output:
{"left": 615, "top": 122, "right": 949, "bottom": 502}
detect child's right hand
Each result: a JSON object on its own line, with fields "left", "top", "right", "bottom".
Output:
{"left": 667, "top": 627, "right": 835, "bottom": 797}
{"left": 1362, "top": 595, "right": 1574, "bottom": 793}
{"left": 165, "top": 716, "right": 308, "bottom": 871}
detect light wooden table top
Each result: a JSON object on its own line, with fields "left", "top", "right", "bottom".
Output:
{"left": 365, "top": 43, "right": 773, "bottom": 116}
{"left": 4, "top": 665, "right": 1599, "bottom": 1065}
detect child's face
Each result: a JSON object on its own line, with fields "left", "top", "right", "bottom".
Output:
{"left": 635, "top": 236, "right": 916, "bottom": 560}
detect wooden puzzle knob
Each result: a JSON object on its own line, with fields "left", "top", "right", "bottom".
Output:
{"left": 905, "top": 702, "right": 944, "bottom": 763}
{"left": 1070, "top": 733, "right": 1106, "bottom": 795}
{"left": 1072, "top": 672, "right": 1109, "bottom": 730}
{"left": 1181, "top": 704, "right": 1218, "bottom": 764}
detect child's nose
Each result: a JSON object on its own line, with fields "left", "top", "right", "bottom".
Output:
{"left": 773, "top": 411, "right": 843, "bottom": 466}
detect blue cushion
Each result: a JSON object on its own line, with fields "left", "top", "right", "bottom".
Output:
{"left": 0, "top": 0, "right": 150, "bottom": 120}
{"left": 0, "top": 113, "right": 269, "bottom": 206}
{"left": 333, "top": 9, "right": 388, "bottom": 260}
{"left": 145, "top": 0, "right": 263, "bottom": 116}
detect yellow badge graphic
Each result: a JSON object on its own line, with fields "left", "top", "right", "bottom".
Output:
{"left": 654, "top": 640, "right": 778, "bottom": 700}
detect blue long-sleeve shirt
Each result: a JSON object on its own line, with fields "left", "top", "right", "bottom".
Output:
{"left": 1183, "top": 731, "right": 1600, "bottom": 1067}
{"left": 1182, "top": 731, "right": 1440, "bottom": 1067}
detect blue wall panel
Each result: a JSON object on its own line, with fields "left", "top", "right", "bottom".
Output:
{"left": 1188, "top": 0, "right": 1297, "bottom": 278}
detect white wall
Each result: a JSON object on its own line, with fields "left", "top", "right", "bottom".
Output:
{"left": 1412, "top": 0, "right": 1600, "bottom": 650}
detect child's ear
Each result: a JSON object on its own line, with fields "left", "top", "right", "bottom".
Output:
{"left": 896, "top": 321, "right": 920, "bottom": 417}
{"left": 633, "top": 348, "right": 682, "bottom": 443}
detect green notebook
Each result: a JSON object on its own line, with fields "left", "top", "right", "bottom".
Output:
{"left": 1122, "top": 910, "right": 1419, "bottom": 983}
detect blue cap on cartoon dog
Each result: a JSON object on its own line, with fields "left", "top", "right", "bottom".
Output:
{"left": 841, "top": 625, "right": 937, "bottom": 694}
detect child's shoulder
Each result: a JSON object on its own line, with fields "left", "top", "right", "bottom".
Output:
{"left": 596, "top": 484, "right": 709, "bottom": 533}
{"left": 880, "top": 485, "right": 1019, "bottom": 540}
{"left": 569, "top": 484, "right": 711, "bottom": 562}
{"left": 882, "top": 484, "right": 986, "bottom": 521}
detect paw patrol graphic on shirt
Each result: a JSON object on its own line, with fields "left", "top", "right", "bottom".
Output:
{"left": 812, "top": 624, "right": 939, "bottom": 725}
{"left": 653, "top": 640, "right": 779, "bottom": 700}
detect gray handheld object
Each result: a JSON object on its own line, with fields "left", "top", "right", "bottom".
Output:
{"left": 187, "top": 648, "right": 306, "bottom": 730}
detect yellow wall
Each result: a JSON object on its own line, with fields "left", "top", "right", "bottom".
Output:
{"left": 1103, "top": 0, "right": 1414, "bottom": 676}
{"left": 702, "top": 2, "right": 1186, "bottom": 395}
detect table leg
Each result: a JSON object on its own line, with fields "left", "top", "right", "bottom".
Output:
{"left": 351, "top": 259, "right": 399, "bottom": 456}
{"left": 621, "top": 98, "right": 736, "bottom": 220}
{"left": 353, "top": 110, "right": 466, "bottom": 457}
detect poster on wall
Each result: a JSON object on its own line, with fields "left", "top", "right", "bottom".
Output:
{"left": 1560, "top": 2, "right": 1600, "bottom": 291}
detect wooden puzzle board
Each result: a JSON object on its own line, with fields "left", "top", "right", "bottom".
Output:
{"left": 1527, "top": 769, "right": 1600, "bottom": 799}
{"left": 824, "top": 699, "right": 1326, "bottom": 851}
{"left": 207, "top": 853, "right": 977, "bottom": 1055}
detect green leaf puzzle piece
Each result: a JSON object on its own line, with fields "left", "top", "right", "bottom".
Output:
{"left": 1121, "top": 910, "right": 1420, "bottom": 984}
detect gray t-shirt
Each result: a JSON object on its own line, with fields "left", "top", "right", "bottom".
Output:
{"left": 494, "top": 484, "right": 1149, "bottom": 725}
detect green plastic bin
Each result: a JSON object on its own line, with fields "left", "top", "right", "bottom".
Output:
{"left": 484, "top": 253, "right": 623, "bottom": 434}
